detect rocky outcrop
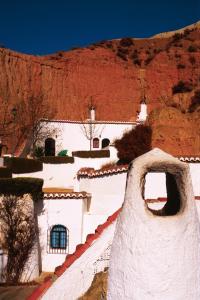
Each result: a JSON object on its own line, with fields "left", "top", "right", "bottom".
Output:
{"left": 148, "top": 107, "right": 200, "bottom": 156}
{"left": 0, "top": 24, "right": 199, "bottom": 155}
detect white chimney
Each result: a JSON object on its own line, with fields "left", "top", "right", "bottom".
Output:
{"left": 90, "top": 106, "right": 95, "bottom": 121}
{"left": 137, "top": 97, "right": 147, "bottom": 122}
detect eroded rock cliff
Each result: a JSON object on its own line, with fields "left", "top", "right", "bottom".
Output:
{"left": 0, "top": 23, "right": 199, "bottom": 155}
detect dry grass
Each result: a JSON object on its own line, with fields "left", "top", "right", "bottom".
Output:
{"left": 79, "top": 270, "right": 108, "bottom": 300}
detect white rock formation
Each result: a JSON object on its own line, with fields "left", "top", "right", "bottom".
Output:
{"left": 108, "top": 148, "right": 200, "bottom": 300}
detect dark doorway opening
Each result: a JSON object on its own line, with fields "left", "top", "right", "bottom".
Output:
{"left": 102, "top": 138, "right": 110, "bottom": 149}
{"left": 45, "top": 138, "right": 55, "bottom": 156}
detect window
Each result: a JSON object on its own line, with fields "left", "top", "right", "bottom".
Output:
{"left": 93, "top": 138, "right": 99, "bottom": 149}
{"left": 48, "top": 225, "right": 68, "bottom": 254}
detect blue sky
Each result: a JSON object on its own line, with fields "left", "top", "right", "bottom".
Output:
{"left": 0, "top": 0, "right": 199, "bottom": 55}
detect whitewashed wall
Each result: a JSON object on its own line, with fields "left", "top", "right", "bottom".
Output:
{"left": 42, "top": 121, "right": 135, "bottom": 153}
{"left": 79, "top": 172, "right": 127, "bottom": 241}
{"left": 37, "top": 197, "right": 87, "bottom": 272}
{"left": 41, "top": 220, "right": 117, "bottom": 300}
{"left": 190, "top": 164, "right": 200, "bottom": 196}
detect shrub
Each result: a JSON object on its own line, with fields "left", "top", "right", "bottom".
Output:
{"left": 0, "top": 177, "right": 43, "bottom": 197}
{"left": 72, "top": 150, "right": 110, "bottom": 158}
{"left": 175, "top": 53, "right": 181, "bottom": 59}
{"left": 172, "top": 80, "right": 193, "bottom": 94}
{"left": 145, "top": 55, "right": 154, "bottom": 65}
{"left": 154, "top": 48, "right": 162, "bottom": 54}
{"left": 4, "top": 157, "right": 43, "bottom": 174}
{"left": 119, "top": 38, "right": 133, "bottom": 47}
{"left": 174, "top": 43, "right": 183, "bottom": 48}
{"left": 172, "top": 33, "right": 183, "bottom": 42}
{"left": 114, "top": 124, "right": 152, "bottom": 164}
{"left": 33, "top": 146, "right": 44, "bottom": 158}
{"left": 39, "top": 156, "right": 74, "bottom": 164}
{"left": 106, "top": 42, "right": 113, "bottom": 49}
{"left": 118, "top": 47, "right": 129, "bottom": 55}
{"left": 189, "top": 56, "right": 196, "bottom": 65}
{"left": 133, "top": 59, "right": 141, "bottom": 66}
{"left": 188, "top": 90, "right": 200, "bottom": 112}
{"left": 116, "top": 50, "right": 127, "bottom": 61}
{"left": 0, "top": 167, "right": 12, "bottom": 178}
{"left": 183, "top": 28, "right": 191, "bottom": 36}
{"left": 188, "top": 45, "right": 197, "bottom": 52}
{"left": 177, "top": 64, "right": 185, "bottom": 69}
{"left": 58, "top": 150, "right": 68, "bottom": 156}
{"left": 131, "top": 51, "right": 138, "bottom": 60}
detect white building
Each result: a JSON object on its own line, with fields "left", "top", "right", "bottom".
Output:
{"left": 40, "top": 103, "right": 147, "bottom": 156}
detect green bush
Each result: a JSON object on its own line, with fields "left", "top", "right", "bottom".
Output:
{"left": 0, "top": 177, "right": 43, "bottom": 198}
{"left": 0, "top": 167, "right": 12, "bottom": 178}
{"left": 58, "top": 150, "right": 68, "bottom": 157}
{"left": 4, "top": 157, "right": 43, "bottom": 174}
{"left": 72, "top": 150, "right": 110, "bottom": 158}
{"left": 33, "top": 146, "right": 44, "bottom": 158}
{"left": 39, "top": 156, "right": 74, "bottom": 164}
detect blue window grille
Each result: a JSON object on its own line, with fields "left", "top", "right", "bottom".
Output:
{"left": 48, "top": 225, "right": 68, "bottom": 254}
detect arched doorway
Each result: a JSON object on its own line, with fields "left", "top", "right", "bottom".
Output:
{"left": 45, "top": 138, "right": 55, "bottom": 156}
{"left": 102, "top": 138, "right": 110, "bottom": 149}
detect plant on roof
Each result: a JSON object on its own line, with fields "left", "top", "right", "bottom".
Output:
{"left": 114, "top": 124, "right": 152, "bottom": 164}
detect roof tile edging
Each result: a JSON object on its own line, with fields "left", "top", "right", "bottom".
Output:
{"left": 26, "top": 208, "right": 121, "bottom": 300}
{"left": 77, "top": 165, "right": 129, "bottom": 178}
{"left": 43, "top": 192, "right": 90, "bottom": 199}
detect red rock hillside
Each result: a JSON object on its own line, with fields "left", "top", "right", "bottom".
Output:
{"left": 0, "top": 22, "right": 200, "bottom": 156}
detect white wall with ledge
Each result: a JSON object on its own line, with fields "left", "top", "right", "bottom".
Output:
{"left": 13, "top": 148, "right": 118, "bottom": 189}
